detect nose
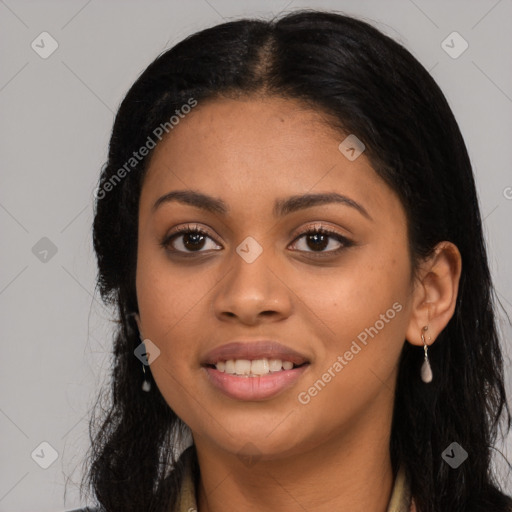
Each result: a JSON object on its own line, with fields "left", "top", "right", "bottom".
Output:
{"left": 211, "top": 242, "right": 293, "bottom": 326}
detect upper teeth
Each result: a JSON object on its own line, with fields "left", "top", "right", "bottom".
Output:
{"left": 215, "top": 358, "right": 295, "bottom": 376}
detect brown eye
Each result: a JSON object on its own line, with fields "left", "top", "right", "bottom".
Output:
{"left": 161, "top": 226, "right": 222, "bottom": 254}
{"left": 290, "top": 227, "right": 353, "bottom": 255}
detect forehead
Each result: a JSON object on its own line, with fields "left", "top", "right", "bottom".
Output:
{"left": 140, "top": 96, "right": 400, "bottom": 223}
{"left": 146, "top": 96, "right": 342, "bottom": 169}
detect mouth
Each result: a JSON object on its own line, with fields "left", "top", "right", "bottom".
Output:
{"left": 202, "top": 340, "right": 310, "bottom": 367}
{"left": 204, "top": 358, "right": 309, "bottom": 377}
{"left": 201, "top": 340, "right": 311, "bottom": 400}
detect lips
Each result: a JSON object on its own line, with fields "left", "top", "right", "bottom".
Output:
{"left": 201, "top": 340, "right": 310, "bottom": 367}
{"left": 201, "top": 340, "right": 312, "bottom": 400}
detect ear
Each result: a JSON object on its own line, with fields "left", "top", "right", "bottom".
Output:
{"left": 405, "top": 241, "right": 462, "bottom": 347}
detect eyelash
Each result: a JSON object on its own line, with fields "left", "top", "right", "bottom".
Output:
{"left": 160, "top": 223, "right": 354, "bottom": 258}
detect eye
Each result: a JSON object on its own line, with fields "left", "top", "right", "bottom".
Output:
{"left": 161, "top": 223, "right": 353, "bottom": 257}
{"left": 160, "top": 224, "right": 222, "bottom": 254}
{"left": 289, "top": 224, "right": 353, "bottom": 256}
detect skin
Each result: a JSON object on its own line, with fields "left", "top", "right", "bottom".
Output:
{"left": 135, "top": 96, "right": 462, "bottom": 512}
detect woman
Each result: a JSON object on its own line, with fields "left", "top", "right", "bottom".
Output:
{"left": 78, "top": 9, "right": 512, "bottom": 512}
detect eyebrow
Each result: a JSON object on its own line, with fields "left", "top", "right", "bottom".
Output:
{"left": 152, "top": 189, "right": 372, "bottom": 220}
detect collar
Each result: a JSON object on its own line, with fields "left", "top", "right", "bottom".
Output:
{"left": 176, "top": 446, "right": 415, "bottom": 512}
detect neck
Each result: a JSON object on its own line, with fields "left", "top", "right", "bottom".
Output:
{"left": 194, "top": 404, "right": 395, "bottom": 512}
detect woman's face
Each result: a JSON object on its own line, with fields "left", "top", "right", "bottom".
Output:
{"left": 136, "top": 96, "right": 416, "bottom": 460}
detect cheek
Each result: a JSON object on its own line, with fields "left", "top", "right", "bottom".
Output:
{"left": 135, "top": 254, "right": 207, "bottom": 416}
{"left": 289, "top": 250, "right": 411, "bottom": 417}
{"left": 291, "top": 250, "right": 410, "bottom": 341}
{"left": 136, "top": 234, "right": 210, "bottom": 330}
{"left": 292, "top": 265, "right": 409, "bottom": 430}
{"left": 135, "top": 250, "right": 207, "bottom": 368}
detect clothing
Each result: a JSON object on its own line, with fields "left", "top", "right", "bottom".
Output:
{"left": 68, "top": 445, "right": 416, "bottom": 511}
{"left": 176, "top": 445, "right": 416, "bottom": 512}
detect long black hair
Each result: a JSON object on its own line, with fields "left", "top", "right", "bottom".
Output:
{"left": 83, "top": 9, "right": 512, "bottom": 512}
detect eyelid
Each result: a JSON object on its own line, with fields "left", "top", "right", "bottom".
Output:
{"left": 166, "top": 223, "right": 216, "bottom": 239}
{"left": 289, "top": 223, "right": 354, "bottom": 254}
{"left": 161, "top": 222, "right": 354, "bottom": 256}
{"left": 291, "top": 222, "right": 350, "bottom": 240}
{"left": 163, "top": 223, "right": 221, "bottom": 247}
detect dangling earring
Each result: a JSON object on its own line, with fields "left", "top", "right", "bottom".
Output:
{"left": 421, "top": 325, "right": 433, "bottom": 383}
{"left": 138, "top": 332, "right": 152, "bottom": 392}
{"left": 141, "top": 364, "right": 151, "bottom": 392}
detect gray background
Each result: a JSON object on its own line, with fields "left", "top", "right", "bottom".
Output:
{"left": 1, "top": 0, "right": 511, "bottom": 510}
